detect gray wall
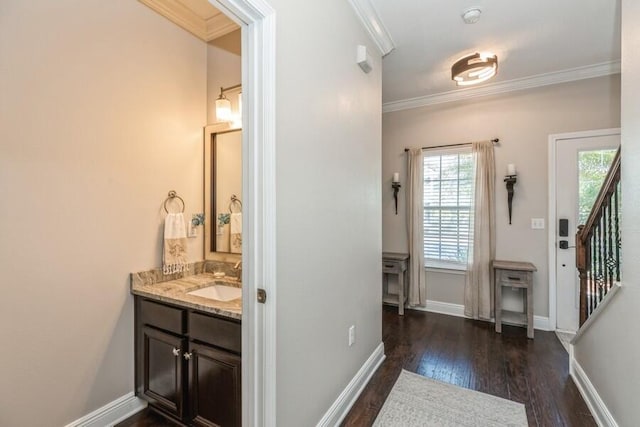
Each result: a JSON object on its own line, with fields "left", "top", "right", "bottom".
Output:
{"left": 0, "top": 1, "right": 206, "bottom": 425}
{"left": 573, "top": 2, "right": 640, "bottom": 425}
{"left": 269, "top": 0, "right": 383, "bottom": 425}
{"left": 382, "top": 75, "right": 620, "bottom": 318}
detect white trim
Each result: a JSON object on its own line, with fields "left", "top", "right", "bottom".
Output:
{"left": 347, "top": 0, "right": 395, "bottom": 56}
{"left": 382, "top": 61, "right": 621, "bottom": 113}
{"left": 533, "top": 315, "right": 551, "bottom": 331}
{"left": 425, "top": 266, "right": 466, "bottom": 276}
{"left": 316, "top": 343, "right": 386, "bottom": 427}
{"left": 208, "top": 1, "right": 277, "bottom": 426}
{"left": 423, "top": 300, "right": 466, "bottom": 317}
{"left": 570, "top": 355, "right": 619, "bottom": 427}
{"left": 547, "top": 128, "right": 621, "bottom": 333}
{"left": 570, "top": 282, "right": 622, "bottom": 345}
{"left": 408, "top": 300, "right": 552, "bottom": 330}
{"left": 64, "top": 392, "right": 146, "bottom": 427}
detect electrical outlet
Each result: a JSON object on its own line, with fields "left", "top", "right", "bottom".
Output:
{"left": 348, "top": 325, "right": 356, "bottom": 347}
{"left": 531, "top": 218, "right": 545, "bottom": 229}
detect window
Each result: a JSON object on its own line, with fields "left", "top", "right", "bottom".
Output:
{"left": 423, "top": 148, "right": 473, "bottom": 269}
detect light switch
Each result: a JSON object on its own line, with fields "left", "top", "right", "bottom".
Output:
{"left": 531, "top": 218, "right": 545, "bottom": 229}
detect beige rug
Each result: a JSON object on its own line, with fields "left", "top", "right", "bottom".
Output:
{"left": 373, "top": 370, "right": 528, "bottom": 427}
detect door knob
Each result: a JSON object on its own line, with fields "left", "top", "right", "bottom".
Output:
{"left": 172, "top": 347, "right": 181, "bottom": 357}
{"left": 183, "top": 352, "right": 193, "bottom": 361}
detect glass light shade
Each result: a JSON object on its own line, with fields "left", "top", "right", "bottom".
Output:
{"left": 216, "top": 97, "right": 232, "bottom": 122}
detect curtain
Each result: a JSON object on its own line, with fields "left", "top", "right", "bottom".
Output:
{"left": 464, "top": 141, "right": 496, "bottom": 320}
{"left": 407, "top": 148, "right": 426, "bottom": 306}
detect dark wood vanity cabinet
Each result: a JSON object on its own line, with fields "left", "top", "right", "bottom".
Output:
{"left": 135, "top": 297, "right": 241, "bottom": 427}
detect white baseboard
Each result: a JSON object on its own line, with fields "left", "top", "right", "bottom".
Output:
{"left": 570, "top": 355, "right": 619, "bottom": 427}
{"left": 408, "top": 300, "right": 465, "bottom": 317}
{"left": 533, "top": 315, "right": 551, "bottom": 331}
{"left": 65, "top": 392, "right": 147, "bottom": 427}
{"left": 316, "top": 342, "right": 386, "bottom": 427}
{"left": 407, "top": 300, "right": 552, "bottom": 331}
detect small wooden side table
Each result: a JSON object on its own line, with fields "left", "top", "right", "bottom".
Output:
{"left": 382, "top": 252, "right": 409, "bottom": 315}
{"left": 493, "top": 260, "right": 537, "bottom": 339}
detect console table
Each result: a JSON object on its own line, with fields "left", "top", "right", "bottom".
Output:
{"left": 493, "top": 260, "right": 537, "bottom": 339}
{"left": 382, "top": 252, "right": 409, "bottom": 315}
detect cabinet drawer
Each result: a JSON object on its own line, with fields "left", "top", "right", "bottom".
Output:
{"left": 189, "top": 312, "right": 241, "bottom": 354}
{"left": 140, "top": 299, "right": 186, "bottom": 335}
{"left": 383, "top": 261, "right": 401, "bottom": 274}
{"left": 497, "top": 270, "right": 529, "bottom": 287}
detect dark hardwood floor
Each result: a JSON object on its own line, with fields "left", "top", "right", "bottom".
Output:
{"left": 115, "top": 407, "right": 181, "bottom": 427}
{"left": 118, "top": 306, "right": 595, "bottom": 427}
{"left": 342, "top": 306, "right": 596, "bottom": 427}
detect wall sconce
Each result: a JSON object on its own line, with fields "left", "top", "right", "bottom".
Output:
{"left": 215, "top": 84, "right": 242, "bottom": 122}
{"left": 504, "top": 164, "right": 517, "bottom": 225}
{"left": 392, "top": 172, "right": 401, "bottom": 215}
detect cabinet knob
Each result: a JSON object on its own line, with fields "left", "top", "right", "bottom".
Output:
{"left": 172, "top": 347, "right": 181, "bottom": 357}
{"left": 183, "top": 352, "right": 193, "bottom": 361}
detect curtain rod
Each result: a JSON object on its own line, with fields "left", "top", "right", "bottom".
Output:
{"left": 404, "top": 138, "right": 499, "bottom": 152}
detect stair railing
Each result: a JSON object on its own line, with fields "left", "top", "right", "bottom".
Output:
{"left": 576, "top": 148, "right": 621, "bottom": 326}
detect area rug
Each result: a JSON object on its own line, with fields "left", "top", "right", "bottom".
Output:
{"left": 373, "top": 370, "right": 528, "bottom": 427}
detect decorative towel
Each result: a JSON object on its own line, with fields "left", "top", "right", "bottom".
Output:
{"left": 163, "top": 213, "right": 189, "bottom": 274}
{"left": 230, "top": 212, "right": 242, "bottom": 253}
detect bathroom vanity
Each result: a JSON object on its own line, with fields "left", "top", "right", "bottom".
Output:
{"left": 131, "top": 262, "right": 242, "bottom": 426}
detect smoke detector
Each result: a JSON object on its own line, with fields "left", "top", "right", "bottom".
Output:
{"left": 462, "top": 8, "right": 482, "bottom": 24}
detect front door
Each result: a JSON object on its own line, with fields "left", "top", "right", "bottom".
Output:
{"left": 555, "top": 132, "right": 619, "bottom": 332}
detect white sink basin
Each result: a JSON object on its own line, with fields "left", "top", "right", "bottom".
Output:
{"left": 187, "top": 285, "right": 242, "bottom": 302}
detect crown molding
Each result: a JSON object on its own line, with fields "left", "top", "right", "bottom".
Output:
{"left": 347, "top": 0, "right": 395, "bottom": 56}
{"left": 206, "top": 13, "right": 239, "bottom": 40}
{"left": 139, "top": 0, "right": 207, "bottom": 39}
{"left": 139, "top": 0, "right": 239, "bottom": 42}
{"left": 383, "top": 60, "right": 621, "bottom": 113}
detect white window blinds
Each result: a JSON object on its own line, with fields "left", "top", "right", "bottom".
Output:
{"left": 423, "top": 148, "right": 473, "bottom": 269}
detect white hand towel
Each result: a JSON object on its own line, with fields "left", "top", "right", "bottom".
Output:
{"left": 230, "top": 212, "right": 242, "bottom": 254}
{"left": 163, "top": 213, "right": 189, "bottom": 274}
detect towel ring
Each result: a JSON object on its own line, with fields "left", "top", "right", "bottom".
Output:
{"left": 164, "top": 190, "right": 185, "bottom": 213}
{"left": 229, "top": 195, "right": 242, "bottom": 213}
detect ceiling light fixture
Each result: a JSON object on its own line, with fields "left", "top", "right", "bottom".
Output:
{"left": 461, "top": 8, "right": 482, "bottom": 24}
{"left": 451, "top": 52, "right": 498, "bottom": 86}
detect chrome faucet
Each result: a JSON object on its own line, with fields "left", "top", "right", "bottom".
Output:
{"left": 233, "top": 260, "right": 242, "bottom": 281}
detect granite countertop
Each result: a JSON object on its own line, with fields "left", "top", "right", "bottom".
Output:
{"left": 131, "top": 272, "right": 242, "bottom": 320}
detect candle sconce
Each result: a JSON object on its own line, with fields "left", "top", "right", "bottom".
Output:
{"left": 392, "top": 181, "right": 401, "bottom": 215}
{"left": 504, "top": 174, "right": 517, "bottom": 224}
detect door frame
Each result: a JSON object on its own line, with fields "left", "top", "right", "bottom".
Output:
{"left": 547, "top": 128, "right": 620, "bottom": 332}
{"left": 209, "top": 1, "right": 277, "bottom": 426}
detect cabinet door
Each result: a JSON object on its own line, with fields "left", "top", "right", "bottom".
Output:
{"left": 142, "top": 326, "right": 186, "bottom": 419}
{"left": 188, "top": 342, "right": 241, "bottom": 427}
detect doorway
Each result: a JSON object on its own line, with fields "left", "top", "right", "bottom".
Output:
{"left": 548, "top": 129, "right": 620, "bottom": 333}
{"left": 208, "top": 1, "right": 277, "bottom": 425}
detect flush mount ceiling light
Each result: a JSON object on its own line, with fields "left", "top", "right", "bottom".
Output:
{"left": 451, "top": 52, "right": 498, "bottom": 86}
{"left": 461, "top": 8, "right": 482, "bottom": 24}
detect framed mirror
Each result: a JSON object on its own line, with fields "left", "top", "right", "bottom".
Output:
{"left": 204, "top": 123, "right": 242, "bottom": 259}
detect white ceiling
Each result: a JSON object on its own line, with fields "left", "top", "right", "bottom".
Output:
{"left": 371, "top": 0, "right": 621, "bottom": 104}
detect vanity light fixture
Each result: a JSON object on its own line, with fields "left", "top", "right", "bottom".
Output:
{"left": 451, "top": 52, "right": 498, "bottom": 86}
{"left": 215, "top": 84, "right": 241, "bottom": 122}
